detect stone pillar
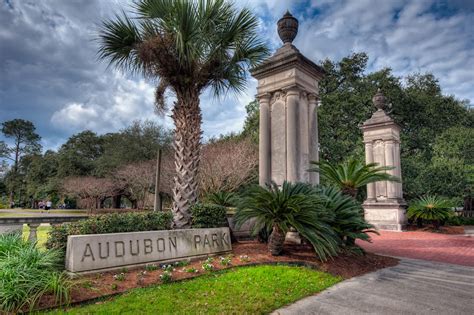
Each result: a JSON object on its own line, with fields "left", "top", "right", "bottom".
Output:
{"left": 28, "top": 223, "right": 40, "bottom": 243}
{"left": 365, "top": 142, "right": 376, "bottom": 200}
{"left": 361, "top": 89, "right": 407, "bottom": 231}
{"left": 286, "top": 88, "right": 299, "bottom": 183}
{"left": 308, "top": 94, "right": 319, "bottom": 184}
{"left": 251, "top": 11, "right": 324, "bottom": 186}
{"left": 259, "top": 93, "right": 272, "bottom": 186}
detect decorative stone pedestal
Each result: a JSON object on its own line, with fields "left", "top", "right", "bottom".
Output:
{"left": 251, "top": 11, "right": 324, "bottom": 187}
{"left": 361, "top": 90, "right": 407, "bottom": 231}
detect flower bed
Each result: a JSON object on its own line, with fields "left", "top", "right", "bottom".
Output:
{"left": 35, "top": 241, "right": 398, "bottom": 312}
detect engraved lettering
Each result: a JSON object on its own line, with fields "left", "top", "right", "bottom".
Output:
{"left": 130, "top": 240, "right": 140, "bottom": 256}
{"left": 115, "top": 241, "right": 125, "bottom": 257}
{"left": 144, "top": 239, "right": 153, "bottom": 254}
{"left": 168, "top": 237, "right": 177, "bottom": 251}
{"left": 157, "top": 238, "right": 165, "bottom": 252}
{"left": 220, "top": 233, "right": 229, "bottom": 246}
{"left": 211, "top": 234, "right": 219, "bottom": 247}
{"left": 203, "top": 234, "right": 211, "bottom": 247}
{"left": 194, "top": 235, "right": 201, "bottom": 249}
{"left": 81, "top": 243, "right": 95, "bottom": 262}
{"left": 98, "top": 242, "right": 109, "bottom": 259}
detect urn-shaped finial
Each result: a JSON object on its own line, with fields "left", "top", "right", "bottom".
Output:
{"left": 372, "top": 88, "right": 386, "bottom": 111}
{"left": 277, "top": 10, "right": 298, "bottom": 44}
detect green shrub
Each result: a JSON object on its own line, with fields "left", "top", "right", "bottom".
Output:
{"left": 234, "top": 182, "right": 339, "bottom": 260}
{"left": 408, "top": 195, "right": 454, "bottom": 229}
{"left": 319, "top": 186, "right": 377, "bottom": 250}
{"left": 446, "top": 215, "right": 474, "bottom": 226}
{"left": 191, "top": 203, "right": 228, "bottom": 228}
{"left": 205, "top": 191, "right": 236, "bottom": 207}
{"left": 46, "top": 211, "right": 173, "bottom": 256}
{"left": 0, "top": 233, "right": 71, "bottom": 313}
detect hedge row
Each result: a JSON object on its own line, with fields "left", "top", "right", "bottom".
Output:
{"left": 46, "top": 211, "right": 173, "bottom": 256}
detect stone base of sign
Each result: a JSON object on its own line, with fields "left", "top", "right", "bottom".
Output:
{"left": 363, "top": 201, "right": 407, "bottom": 231}
{"left": 66, "top": 228, "right": 232, "bottom": 274}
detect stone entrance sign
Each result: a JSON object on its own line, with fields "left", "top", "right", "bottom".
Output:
{"left": 66, "top": 227, "right": 232, "bottom": 273}
{"left": 361, "top": 89, "right": 407, "bottom": 231}
{"left": 251, "top": 11, "right": 324, "bottom": 186}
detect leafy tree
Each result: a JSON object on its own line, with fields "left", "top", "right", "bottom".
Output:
{"left": 57, "top": 131, "right": 104, "bottom": 177}
{"left": 97, "top": 0, "right": 268, "bottom": 227}
{"left": 241, "top": 100, "right": 259, "bottom": 143}
{"left": 309, "top": 159, "right": 399, "bottom": 199}
{"left": 0, "top": 119, "right": 41, "bottom": 203}
{"left": 234, "top": 181, "right": 339, "bottom": 259}
{"left": 24, "top": 151, "right": 60, "bottom": 206}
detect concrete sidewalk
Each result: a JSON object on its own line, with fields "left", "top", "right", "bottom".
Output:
{"left": 273, "top": 259, "right": 474, "bottom": 315}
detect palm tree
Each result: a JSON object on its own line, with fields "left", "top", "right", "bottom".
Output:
{"left": 407, "top": 195, "right": 453, "bottom": 229}
{"left": 234, "top": 182, "right": 339, "bottom": 260}
{"left": 309, "top": 159, "right": 400, "bottom": 198}
{"left": 97, "top": 0, "right": 268, "bottom": 227}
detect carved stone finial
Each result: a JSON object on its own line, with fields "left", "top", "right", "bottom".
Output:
{"left": 372, "top": 88, "right": 386, "bottom": 111}
{"left": 277, "top": 10, "right": 298, "bottom": 44}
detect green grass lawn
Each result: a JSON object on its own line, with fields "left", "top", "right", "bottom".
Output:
{"left": 22, "top": 224, "right": 51, "bottom": 249}
{"left": 50, "top": 265, "right": 341, "bottom": 314}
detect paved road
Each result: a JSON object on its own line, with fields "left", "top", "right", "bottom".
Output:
{"left": 358, "top": 231, "right": 474, "bottom": 267}
{"left": 273, "top": 259, "right": 474, "bottom": 315}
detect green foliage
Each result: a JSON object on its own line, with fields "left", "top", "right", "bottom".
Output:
{"left": 60, "top": 265, "right": 341, "bottom": 314}
{"left": 205, "top": 191, "right": 236, "bottom": 207}
{"left": 241, "top": 100, "right": 259, "bottom": 143}
{"left": 46, "top": 211, "right": 173, "bottom": 256}
{"left": 318, "top": 186, "right": 377, "bottom": 249}
{"left": 234, "top": 182, "right": 339, "bottom": 261}
{"left": 0, "top": 233, "right": 71, "bottom": 313}
{"left": 190, "top": 203, "right": 228, "bottom": 228}
{"left": 407, "top": 195, "right": 454, "bottom": 228}
{"left": 310, "top": 159, "right": 400, "bottom": 198}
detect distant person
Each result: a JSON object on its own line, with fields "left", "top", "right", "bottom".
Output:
{"left": 45, "top": 200, "right": 52, "bottom": 213}
{"left": 39, "top": 200, "right": 44, "bottom": 213}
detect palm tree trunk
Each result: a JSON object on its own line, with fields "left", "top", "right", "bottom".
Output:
{"left": 171, "top": 91, "right": 202, "bottom": 228}
{"left": 268, "top": 224, "right": 285, "bottom": 256}
{"left": 342, "top": 187, "right": 358, "bottom": 198}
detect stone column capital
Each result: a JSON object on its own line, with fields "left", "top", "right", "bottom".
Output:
{"left": 308, "top": 93, "right": 319, "bottom": 102}
{"left": 257, "top": 93, "right": 272, "bottom": 102}
{"left": 284, "top": 86, "right": 300, "bottom": 97}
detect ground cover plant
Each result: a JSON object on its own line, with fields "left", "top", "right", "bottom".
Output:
{"left": 0, "top": 233, "right": 71, "bottom": 313}
{"left": 23, "top": 224, "right": 51, "bottom": 249}
{"left": 49, "top": 265, "right": 341, "bottom": 314}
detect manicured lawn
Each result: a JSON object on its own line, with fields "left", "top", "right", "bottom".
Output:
{"left": 23, "top": 224, "right": 51, "bottom": 249}
{"left": 50, "top": 265, "right": 341, "bottom": 314}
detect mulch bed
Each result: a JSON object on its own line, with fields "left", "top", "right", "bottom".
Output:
{"left": 405, "top": 225, "right": 465, "bottom": 234}
{"left": 35, "top": 241, "right": 398, "bottom": 311}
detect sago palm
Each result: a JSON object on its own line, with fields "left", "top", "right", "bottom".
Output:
{"left": 407, "top": 195, "right": 454, "bottom": 229}
{"left": 318, "top": 186, "right": 377, "bottom": 249}
{"left": 97, "top": 0, "right": 268, "bottom": 227}
{"left": 234, "top": 182, "right": 339, "bottom": 260}
{"left": 309, "top": 159, "right": 400, "bottom": 198}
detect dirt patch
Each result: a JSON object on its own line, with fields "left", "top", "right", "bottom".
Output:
{"left": 406, "top": 225, "right": 465, "bottom": 234}
{"left": 36, "top": 241, "right": 398, "bottom": 311}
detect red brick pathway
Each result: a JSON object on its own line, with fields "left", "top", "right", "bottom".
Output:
{"left": 357, "top": 231, "right": 474, "bottom": 267}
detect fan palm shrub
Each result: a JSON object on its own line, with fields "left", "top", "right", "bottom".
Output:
{"left": 309, "top": 159, "right": 400, "bottom": 198}
{"left": 407, "top": 195, "right": 454, "bottom": 229}
{"left": 205, "top": 191, "right": 236, "bottom": 207}
{"left": 97, "top": 0, "right": 268, "bottom": 227}
{"left": 234, "top": 182, "right": 339, "bottom": 260}
{"left": 0, "top": 233, "right": 72, "bottom": 313}
{"left": 318, "top": 186, "right": 377, "bottom": 249}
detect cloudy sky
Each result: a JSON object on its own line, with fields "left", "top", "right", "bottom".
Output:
{"left": 1, "top": 0, "right": 473, "bottom": 150}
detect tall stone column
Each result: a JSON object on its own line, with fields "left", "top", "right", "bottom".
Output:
{"left": 286, "top": 88, "right": 299, "bottom": 182}
{"left": 365, "top": 141, "right": 376, "bottom": 200}
{"left": 308, "top": 94, "right": 319, "bottom": 184}
{"left": 250, "top": 11, "right": 324, "bottom": 186}
{"left": 361, "top": 89, "right": 407, "bottom": 231}
{"left": 258, "top": 93, "right": 271, "bottom": 186}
